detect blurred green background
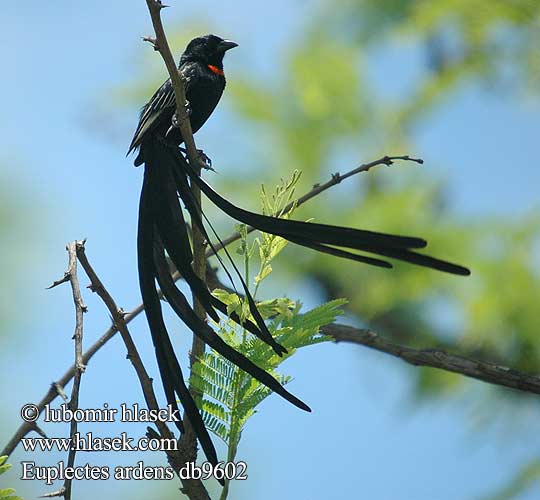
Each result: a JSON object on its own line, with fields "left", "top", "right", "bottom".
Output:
{"left": 1, "top": 1, "right": 539, "bottom": 499}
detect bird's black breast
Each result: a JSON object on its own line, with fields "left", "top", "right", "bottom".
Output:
{"left": 185, "top": 70, "right": 226, "bottom": 135}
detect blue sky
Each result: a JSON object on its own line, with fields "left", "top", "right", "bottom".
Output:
{"left": 1, "top": 2, "right": 539, "bottom": 500}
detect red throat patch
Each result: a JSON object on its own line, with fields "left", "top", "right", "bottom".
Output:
{"left": 208, "top": 64, "right": 224, "bottom": 76}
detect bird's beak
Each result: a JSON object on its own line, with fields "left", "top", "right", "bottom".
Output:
{"left": 217, "top": 40, "right": 238, "bottom": 52}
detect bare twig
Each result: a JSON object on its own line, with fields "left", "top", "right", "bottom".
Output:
{"left": 39, "top": 490, "right": 65, "bottom": 498}
{"left": 76, "top": 242, "right": 210, "bottom": 492}
{"left": 205, "top": 155, "right": 423, "bottom": 257}
{"left": 45, "top": 241, "right": 87, "bottom": 500}
{"left": 322, "top": 324, "right": 540, "bottom": 395}
{"left": 75, "top": 242, "right": 171, "bottom": 440}
{"left": 64, "top": 240, "right": 86, "bottom": 500}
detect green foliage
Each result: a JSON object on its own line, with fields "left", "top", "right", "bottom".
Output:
{"left": 255, "top": 170, "right": 301, "bottom": 289}
{"left": 317, "top": 0, "right": 540, "bottom": 100}
{"left": 478, "top": 459, "right": 540, "bottom": 500}
{"left": 191, "top": 175, "right": 346, "bottom": 499}
{"left": 0, "top": 456, "right": 23, "bottom": 500}
{"left": 191, "top": 297, "right": 345, "bottom": 446}
{"left": 224, "top": 2, "right": 540, "bottom": 404}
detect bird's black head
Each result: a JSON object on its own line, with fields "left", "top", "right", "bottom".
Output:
{"left": 180, "top": 34, "right": 238, "bottom": 71}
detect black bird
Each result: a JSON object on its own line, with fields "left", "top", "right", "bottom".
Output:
{"left": 130, "top": 34, "right": 470, "bottom": 473}
{"left": 128, "top": 34, "right": 238, "bottom": 166}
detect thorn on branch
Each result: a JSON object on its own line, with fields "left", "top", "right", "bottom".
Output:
{"left": 47, "top": 272, "right": 70, "bottom": 290}
{"left": 39, "top": 487, "right": 65, "bottom": 498}
{"left": 400, "top": 155, "right": 423, "bottom": 165}
{"left": 142, "top": 35, "right": 159, "bottom": 50}
{"left": 32, "top": 423, "right": 48, "bottom": 439}
{"left": 409, "top": 156, "right": 423, "bottom": 165}
{"left": 53, "top": 382, "right": 69, "bottom": 401}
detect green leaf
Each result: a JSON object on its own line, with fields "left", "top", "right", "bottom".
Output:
{"left": 0, "top": 458, "right": 23, "bottom": 500}
{"left": 0, "top": 457, "right": 11, "bottom": 476}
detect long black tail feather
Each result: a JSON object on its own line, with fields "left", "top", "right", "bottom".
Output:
{"left": 168, "top": 149, "right": 287, "bottom": 355}
{"left": 153, "top": 238, "right": 311, "bottom": 412}
{"left": 158, "top": 143, "right": 288, "bottom": 355}
{"left": 172, "top": 148, "right": 470, "bottom": 276}
{"left": 150, "top": 152, "right": 220, "bottom": 321}
{"left": 285, "top": 236, "right": 394, "bottom": 268}
{"left": 137, "top": 165, "right": 221, "bottom": 472}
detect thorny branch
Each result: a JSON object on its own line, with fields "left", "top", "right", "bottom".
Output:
{"left": 76, "top": 242, "right": 208, "bottom": 496}
{"left": 144, "top": 0, "right": 202, "bottom": 169}
{"left": 44, "top": 241, "right": 87, "bottom": 500}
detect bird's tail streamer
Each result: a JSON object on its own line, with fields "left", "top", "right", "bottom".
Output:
{"left": 170, "top": 147, "right": 470, "bottom": 276}
{"left": 137, "top": 138, "right": 312, "bottom": 473}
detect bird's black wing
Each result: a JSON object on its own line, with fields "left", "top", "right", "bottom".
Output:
{"left": 128, "top": 63, "right": 199, "bottom": 163}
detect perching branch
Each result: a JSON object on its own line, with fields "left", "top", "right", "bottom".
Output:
{"left": 143, "top": 1, "right": 211, "bottom": 489}
{"left": 181, "top": 157, "right": 208, "bottom": 471}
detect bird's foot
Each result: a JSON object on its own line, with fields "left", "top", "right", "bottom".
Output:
{"left": 197, "top": 149, "right": 214, "bottom": 171}
{"left": 178, "top": 147, "right": 214, "bottom": 171}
